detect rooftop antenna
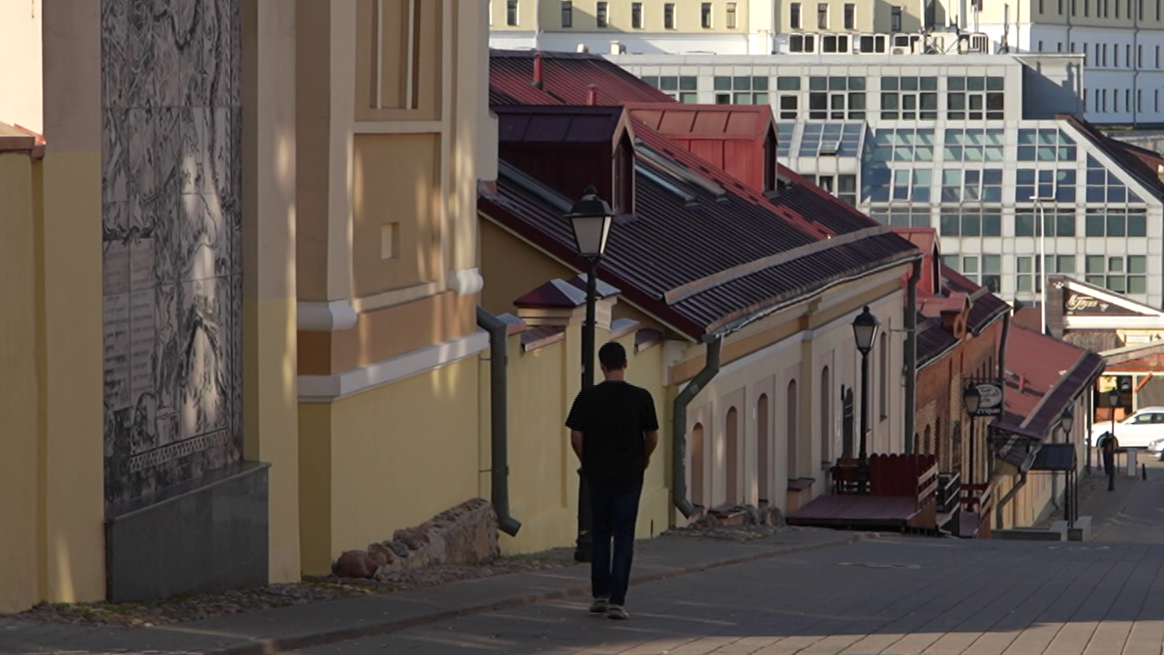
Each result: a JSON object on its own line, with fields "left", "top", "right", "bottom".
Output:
{"left": 999, "top": 4, "right": 1011, "bottom": 53}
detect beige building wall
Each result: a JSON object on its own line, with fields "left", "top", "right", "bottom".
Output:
{"left": 775, "top": 0, "right": 935, "bottom": 34}
{"left": 241, "top": 0, "right": 302, "bottom": 583}
{"left": 37, "top": 0, "right": 107, "bottom": 605}
{"left": 492, "top": 0, "right": 752, "bottom": 33}
{"left": 677, "top": 269, "right": 909, "bottom": 515}
{"left": 295, "top": 0, "right": 492, "bottom": 574}
{"left": 0, "top": 1, "right": 108, "bottom": 609}
{"left": 0, "top": 141, "right": 40, "bottom": 613}
{"left": 0, "top": 0, "right": 43, "bottom": 133}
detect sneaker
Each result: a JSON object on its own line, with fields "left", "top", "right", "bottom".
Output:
{"left": 588, "top": 598, "right": 609, "bottom": 613}
{"left": 607, "top": 604, "right": 629, "bottom": 620}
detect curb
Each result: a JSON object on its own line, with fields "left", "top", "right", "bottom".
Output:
{"left": 204, "top": 532, "right": 871, "bottom": 655}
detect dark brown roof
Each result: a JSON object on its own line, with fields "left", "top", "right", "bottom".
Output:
{"left": 495, "top": 105, "right": 628, "bottom": 145}
{"left": 940, "top": 265, "right": 1011, "bottom": 335}
{"left": 484, "top": 156, "right": 918, "bottom": 337}
{"left": 1062, "top": 114, "right": 1164, "bottom": 200}
{"left": 482, "top": 51, "right": 922, "bottom": 339}
{"left": 916, "top": 316, "right": 961, "bottom": 369}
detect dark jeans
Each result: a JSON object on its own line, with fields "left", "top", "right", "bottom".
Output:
{"left": 588, "top": 477, "right": 643, "bottom": 606}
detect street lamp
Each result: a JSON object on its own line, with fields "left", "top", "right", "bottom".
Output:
{"left": 1060, "top": 408, "right": 1074, "bottom": 437}
{"left": 1061, "top": 408, "right": 1076, "bottom": 527}
{"left": 1106, "top": 387, "right": 1120, "bottom": 491}
{"left": 963, "top": 384, "right": 982, "bottom": 486}
{"left": 565, "top": 185, "right": 615, "bottom": 562}
{"left": 852, "top": 306, "right": 880, "bottom": 494}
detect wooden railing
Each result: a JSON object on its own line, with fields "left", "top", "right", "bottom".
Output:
{"left": 960, "top": 482, "right": 993, "bottom": 516}
{"left": 937, "top": 471, "right": 962, "bottom": 515}
{"left": 829, "top": 454, "right": 940, "bottom": 507}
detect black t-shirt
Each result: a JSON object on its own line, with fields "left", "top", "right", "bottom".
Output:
{"left": 566, "top": 380, "right": 659, "bottom": 483}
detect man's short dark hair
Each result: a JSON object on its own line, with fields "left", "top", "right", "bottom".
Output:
{"left": 599, "top": 342, "right": 628, "bottom": 370}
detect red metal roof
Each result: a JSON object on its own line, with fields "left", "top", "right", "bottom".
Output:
{"left": 893, "top": 227, "right": 942, "bottom": 296}
{"left": 995, "top": 324, "right": 1106, "bottom": 439}
{"left": 490, "top": 50, "right": 674, "bottom": 107}
{"left": 626, "top": 104, "right": 773, "bottom": 140}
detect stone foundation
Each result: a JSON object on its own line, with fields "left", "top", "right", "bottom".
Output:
{"left": 333, "top": 498, "right": 500, "bottom": 580}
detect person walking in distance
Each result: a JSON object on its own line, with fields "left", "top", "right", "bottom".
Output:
{"left": 566, "top": 342, "right": 659, "bottom": 620}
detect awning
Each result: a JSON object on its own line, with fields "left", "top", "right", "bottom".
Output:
{"left": 1030, "top": 443, "right": 1078, "bottom": 472}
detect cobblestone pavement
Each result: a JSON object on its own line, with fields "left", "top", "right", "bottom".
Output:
{"left": 299, "top": 536, "right": 1164, "bottom": 655}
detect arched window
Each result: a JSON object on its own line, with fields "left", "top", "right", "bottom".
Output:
{"left": 820, "top": 367, "right": 831, "bottom": 466}
{"left": 691, "top": 423, "right": 706, "bottom": 509}
{"left": 879, "top": 332, "right": 889, "bottom": 419}
{"left": 757, "top": 394, "right": 770, "bottom": 503}
{"left": 787, "top": 380, "right": 799, "bottom": 479}
{"left": 726, "top": 407, "right": 740, "bottom": 504}
{"left": 924, "top": 425, "right": 933, "bottom": 454}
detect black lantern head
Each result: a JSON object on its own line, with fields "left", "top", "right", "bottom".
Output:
{"left": 1060, "top": 408, "right": 1074, "bottom": 435}
{"left": 963, "top": 384, "right": 982, "bottom": 415}
{"left": 1108, "top": 387, "right": 1120, "bottom": 408}
{"left": 566, "top": 185, "right": 614, "bottom": 260}
{"left": 851, "top": 306, "right": 879, "bottom": 355}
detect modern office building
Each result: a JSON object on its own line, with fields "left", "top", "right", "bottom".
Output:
{"left": 490, "top": 0, "right": 1164, "bottom": 124}
{"left": 608, "top": 51, "right": 1164, "bottom": 310}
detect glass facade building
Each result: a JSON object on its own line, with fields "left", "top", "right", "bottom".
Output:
{"left": 611, "top": 53, "right": 1164, "bottom": 308}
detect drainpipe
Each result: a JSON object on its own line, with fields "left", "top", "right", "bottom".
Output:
{"left": 477, "top": 307, "right": 522, "bottom": 536}
{"left": 995, "top": 469, "right": 1027, "bottom": 530}
{"left": 672, "top": 336, "right": 724, "bottom": 518}
{"left": 904, "top": 259, "right": 921, "bottom": 454}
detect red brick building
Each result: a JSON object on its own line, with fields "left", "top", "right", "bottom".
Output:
{"left": 898, "top": 229, "right": 1011, "bottom": 536}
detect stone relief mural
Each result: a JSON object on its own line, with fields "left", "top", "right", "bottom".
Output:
{"left": 101, "top": 0, "right": 243, "bottom": 512}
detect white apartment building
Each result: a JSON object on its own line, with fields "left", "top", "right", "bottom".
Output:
{"left": 491, "top": 0, "right": 1164, "bottom": 124}
{"left": 608, "top": 52, "right": 1164, "bottom": 309}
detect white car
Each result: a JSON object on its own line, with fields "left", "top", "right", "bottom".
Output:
{"left": 1148, "top": 438, "right": 1164, "bottom": 460}
{"left": 1090, "top": 406, "right": 1164, "bottom": 450}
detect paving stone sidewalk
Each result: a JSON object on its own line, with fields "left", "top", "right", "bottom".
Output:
{"left": 0, "top": 528, "right": 864, "bottom": 655}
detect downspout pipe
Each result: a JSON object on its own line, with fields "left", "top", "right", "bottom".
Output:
{"left": 904, "top": 259, "right": 921, "bottom": 454}
{"left": 477, "top": 307, "right": 522, "bottom": 537}
{"left": 995, "top": 469, "right": 1027, "bottom": 530}
{"left": 672, "top": 336, "right": 724, "bottom": 518}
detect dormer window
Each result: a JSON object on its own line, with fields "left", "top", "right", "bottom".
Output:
{"left": 613, "top": 133, "right": 635, "bottom": 213}
{"left": 764, "top": 127, "right": 778, "bottom": 196}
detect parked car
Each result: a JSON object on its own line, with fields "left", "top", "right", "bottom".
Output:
{"left": 1147, "top": 438, "right": 1164, "bottom": 461}
{"left": 1090, "top": 406, "right": 1164, "bottom": 450}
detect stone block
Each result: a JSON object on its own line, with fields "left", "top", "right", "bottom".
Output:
{"left": 1068, "top": 516, "right": 1093, "bottom": 542}
{"left": 330, "top": 498, "right": 500, "bottom": 581}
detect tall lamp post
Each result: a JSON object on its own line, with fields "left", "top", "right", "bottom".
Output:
{"left": 1105, "top": 387, "right": 1120, "bottom": 492}
{"left": 1060, "top": 408, "right": 1076, "bottom": 527}
{"left": 852, "top": 307, "right": 880, "bottom": 494}
{"left": 566, "top": 185, "right": 615, "bottom": 563}
{"left": 963, "top": 384, "right": 981, "bottom": 486}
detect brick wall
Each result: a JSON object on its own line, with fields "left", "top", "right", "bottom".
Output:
{"left": 915, "top": 319, "right": 1005, "bottom": 479}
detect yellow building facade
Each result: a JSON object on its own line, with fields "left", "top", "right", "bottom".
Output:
{"left": 0, "top": 0, "right": 499, "bottom": 610}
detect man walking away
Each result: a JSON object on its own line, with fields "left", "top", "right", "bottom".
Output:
{"left": 566, "top": 342, "right": 659, "bottom": 620}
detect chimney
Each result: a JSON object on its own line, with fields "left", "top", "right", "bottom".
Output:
{"left": 532, "top": 51, "right": 544, "bottom": 90}
{"left": 1157, "top": 164, "right": 1163, "bottom": 184}
{"left": 576, "top": 43, "right": 590, "bottom": 53}
{"left": 1019, "top": 375, "right": 1027, "bottom": 393}
{"left": 587, "top": 84, "right": 598, "bottom": 105}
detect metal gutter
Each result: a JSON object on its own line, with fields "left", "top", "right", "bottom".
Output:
{"left": 904, "top": 258, "right": 921, "bottom": 454}
{"left": 477, "top": 307, "right": 522, "bottom": 536}
{"left": 672, "top": 336, "right": 723, "bottom": 518}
